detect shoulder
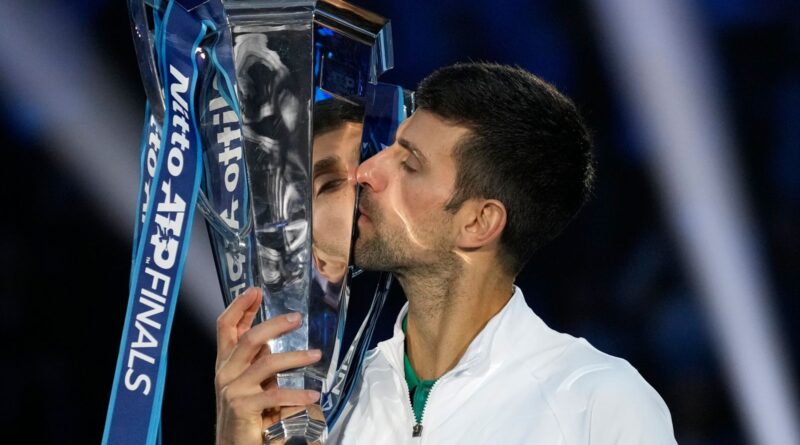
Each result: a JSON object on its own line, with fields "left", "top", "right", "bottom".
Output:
{"left": 583, "top": 357, "right": 676, "bottom": 444}
{"left": 506, "top": 293, "right": 675, "bottom": 443}
{"left": 526, "top": 334, "right": 677, "bottom": 444}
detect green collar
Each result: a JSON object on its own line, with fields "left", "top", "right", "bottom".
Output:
{"left": 403, "top": 314, "right": 437, "bottom": 423}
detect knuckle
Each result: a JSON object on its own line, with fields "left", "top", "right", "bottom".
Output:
{"left": 258, "top": 354, "right": 274, "bottom": 370}
{"left": 219, "top": 385, "right": 234, "bottom": 405}
{"left": 254, "top": 354, "right": 277, "bottom": 378}
{"left": 228, "top": 396, "right": 247, "bottom": 416}
{"left": 263, "top": 387, "right": 280, "bottom": 402}
{"left": 239, "top": 331, "right": 256, "bottom": 348}
{"left": 214, "top": 370, "right": 228, "bottom": 390}
{"left": 216, "top": 311, "right": 227, "bottom": 327}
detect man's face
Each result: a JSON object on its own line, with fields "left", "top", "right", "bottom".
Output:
{"left": 354, "top": 109, "right": 470, "bottom": 272}
{"left": 312, "top": 121, "right": 362, "bottom": 282}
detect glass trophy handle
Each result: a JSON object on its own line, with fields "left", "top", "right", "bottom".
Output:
{"left": 128, "top": 0, "right": 166, "bottom": 125}
{"left": 196, "top": 189, "right": 253, "bottom": 252}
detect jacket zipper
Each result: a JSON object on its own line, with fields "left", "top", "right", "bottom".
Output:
{"left": 409, "top": 379, "right": 441, "bottom": 439}
{"left": 403, "top": 378, "right": 420, "bottom": 438}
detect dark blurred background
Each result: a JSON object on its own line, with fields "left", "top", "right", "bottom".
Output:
{"left": 1, "top": 0, "right": 798, "bottom": 444}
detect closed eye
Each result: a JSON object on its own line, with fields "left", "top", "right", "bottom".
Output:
{"left": 400, "top": 160, "right": 417, "bottom": 173}
{"left": 316, "top": 177, "right": 347, "bottom": 196}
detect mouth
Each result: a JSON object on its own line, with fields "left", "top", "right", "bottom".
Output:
{"left": 357, "top": 212, "right": 371, "bottom": 226}
{"left": 357, "top": 191, "right": 373, "bottom": 220}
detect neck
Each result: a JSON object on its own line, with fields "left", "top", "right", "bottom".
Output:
{"left": 397, "top": 260, "right": 513, "bottom": 380}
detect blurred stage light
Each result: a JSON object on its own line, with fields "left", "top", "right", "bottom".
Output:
{"left": 0, "top": 0, "right": 223, "bottom": 337}
{"left": 588, "top": 0, "right": 800, "bottom": 444}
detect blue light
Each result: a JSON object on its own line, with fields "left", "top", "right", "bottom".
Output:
{"left": 315, "top": 88, "right": 333, "bottom": 102}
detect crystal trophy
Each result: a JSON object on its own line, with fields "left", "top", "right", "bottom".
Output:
{"left": 127, "top": 0, "right": 410, "bottom": 442}
{"left": 197, "top": 1, "right": 404, "bottom": 443}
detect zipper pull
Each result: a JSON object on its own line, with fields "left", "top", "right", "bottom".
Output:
{"left": 412, "top": 423, "right": 423, "bottom": 437}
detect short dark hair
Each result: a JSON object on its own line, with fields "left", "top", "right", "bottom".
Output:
{"left": 313, "top": 98, "right": 364, "bottom": 135}
{"left": 416, "top": 62, "right": 595, "bottom": 276}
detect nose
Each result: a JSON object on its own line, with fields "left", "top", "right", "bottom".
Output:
{"left": 356, "top": 148, "right": 390, "bottom": 193}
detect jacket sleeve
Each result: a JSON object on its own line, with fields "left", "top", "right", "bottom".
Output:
{"left": 586, "top": 365, "right": 678, "bottom": 445}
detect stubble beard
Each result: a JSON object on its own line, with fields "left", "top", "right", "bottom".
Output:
{"left": 353, "top": 218, "right": 409, "bottom": 272}
{"left": 355, "top": 211, "right": 464, "bottom": 314}
{"left": 353, "top": 210, "right": 458, "bottom": 280}
{"left": 353, "top": 192, "right": 463, "bottom": 286}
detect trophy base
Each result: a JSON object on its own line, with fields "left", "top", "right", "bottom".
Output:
{"left": 264, "top": 369, "right": 328, "bottom": 444}
{"left": 264, "top": 405, "right": 327, "bottom": 445}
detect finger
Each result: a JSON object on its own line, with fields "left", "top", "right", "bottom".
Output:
{"left": 237, "top": 350, "right": 322, "bottom": 388}
{"left": 219, "top": 312, "right": 303, "bottom": 380}
{"left": 242, "top": 388, "right": 320, "bottom": 413}
{"left": 253, "top": 343, "right": 270, "bottom": 365}
{"left": 237, "top": 291, "right": 262, "bottom": 339}
{"left": 216, "top": 288, "right": 262, "bottom": 367}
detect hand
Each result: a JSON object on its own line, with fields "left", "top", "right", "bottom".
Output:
{"left": 215, "top": 288, "right": 322, "bottom": 445}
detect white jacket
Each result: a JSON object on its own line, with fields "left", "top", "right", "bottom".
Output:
{"left": 329, "top": 287, "right": 678, "bottom": 444}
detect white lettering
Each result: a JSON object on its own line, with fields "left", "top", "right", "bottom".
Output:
{"left": 169, "top": 64, "right": 190, "bottom": 112}
{"left": 131, "top": 319, "right": 159, "bottom": 349}
{"left": 151, "top": 232, "right": 179, "bottom": 270}
{"left": 229, "top": 282, "right": 247, "bottom": 297}
{"left": 217, "top": 121, "right": 240, "bottom": 147}
{"left": 146, "top": 139, "right": 159, "bottom": 177}
{"left": 141, "top": 180, "right": 151, "bottom": 225}
{"left": 224, "top": 164, "right": 239, "bottom": 192}
{"left": 167, "top": 147, "right": 184, "bottom": 177}
{"left": 171, "top": 115, "right": 190, "bottom": 148}
{"left": 125, "top": 368, "right": 152, "bottom": 395}
{"left": 209, "top": 96, "right": 227, "bottom": 112}
{"left": 156, "top": 180, "right": 186, "bottom": 214}
{"left": 226, "top": 251, "right": 245, "bottom": 281}
{"left": 144, "top": 267, "right": 170, "bottom": 296}
{"left": 136, "top": 295, "right": 164, "bottom": 330}
{"left": 220, "top": 199, "right": 240, "bottom": 230}
{"left": 128, "top": 347, "right": 156, "bottom": 367}
{"left": 141, "top": 287, "right": 167, "bottom": 304}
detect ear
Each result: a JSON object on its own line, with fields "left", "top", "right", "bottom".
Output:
{"left": 455, "top": 199, "right": 507, "bottom": 250}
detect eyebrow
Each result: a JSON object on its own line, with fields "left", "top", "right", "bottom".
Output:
{"left": 397, "top": 137, "right": 427, "bottom": 164}
{"left": 312, "top": 155, "right": 344, "bottom": 180}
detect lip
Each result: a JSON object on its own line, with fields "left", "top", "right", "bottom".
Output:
{"left": 357, "top": 203, "right": 369, "bottom": 218}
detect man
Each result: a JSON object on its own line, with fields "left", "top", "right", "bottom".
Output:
{"left": 214, "top": 63, "right": 677, "bottom": 444}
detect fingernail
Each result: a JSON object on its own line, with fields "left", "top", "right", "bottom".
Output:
{"left": 308, "top": 390, "right": 321, "bottom": 402}
{"left": 286, "top": 312, "right": 300, "bottom": 323}
{"left": 308, "top": 349, "right": 321, "bottom": 359}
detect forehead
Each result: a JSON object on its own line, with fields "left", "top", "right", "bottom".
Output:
{"left": 313, "top": 122, "right": 363, "bottom": 161}
{"left": 396, "top": 109, "right": 471, "bottom": 160}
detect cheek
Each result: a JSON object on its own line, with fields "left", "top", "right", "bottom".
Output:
{"left": 313, "top": 190, "right": 356, "bottom": 239}
{"left": 398, "top": 178, "right": 451, "bottom": 215}
{"left": 392, "top": 185, "right": 453, "bottom": 238}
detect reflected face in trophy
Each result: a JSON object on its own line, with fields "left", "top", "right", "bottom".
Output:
{"left": 354, "top": 109, "right": 471, "bottom": 272}
{"left": 312, "top": 120, "right": 362, "bottom": 283}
